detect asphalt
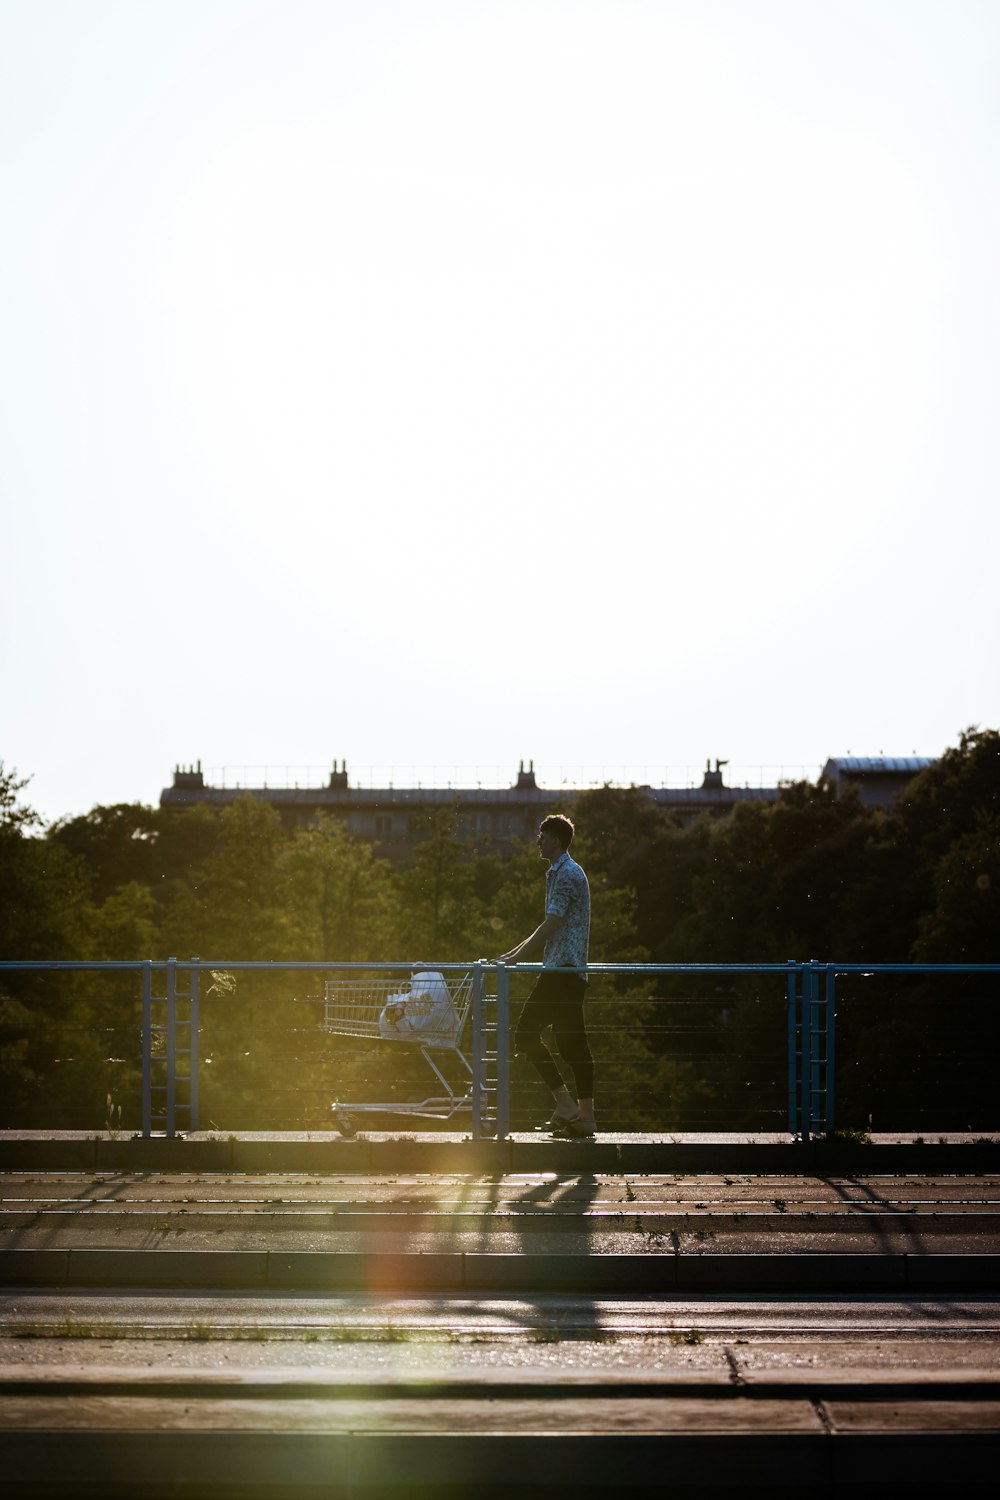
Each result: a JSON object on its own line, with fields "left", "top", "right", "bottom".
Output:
{"left": 5, "top": 1289, "right": 1000, "bottom": 1353}
{"left": 2, "top": 1376, "right": 999, "bottom": 1496}
{"left": 2, "top": 1132, "right": 998, "bottom": 1288}
{"left": 1, "top": 1132, "right": 998, "bottom": 1494}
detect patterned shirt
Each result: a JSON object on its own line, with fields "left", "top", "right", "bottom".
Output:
{"left": 544, "top": 850, "right": 591, "bottom": 974}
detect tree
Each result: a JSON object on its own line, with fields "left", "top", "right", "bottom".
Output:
{"left": 654, "top": 782, "right": 879, "bottom": 963}
{"left": 394, "top": 806, "right": 482, "bottom": 958}
{"left": 572, "top": 786, "right": 691, "bottom": 959}
{"left": 159, "top": 796, "right": 286, "bottom": 959}
{"left": 883, "top": 727, "right": 1000, "bottom": 960}
{"left": 0, "top": 762, "right": 42, "bottom": 836}
{"left": 893, "top": 728, "right": 1000, "bottom": 867}
{"left": 86, "top": 881, "right": 159, "bottom": 960}
{"left": 49, "top": 803, "right": 160, "bottom": 903}
{"left": 0, "top": 764, "right": 106, "bottom": 1125}
{"left": 0, "top": 764, "right": 89, "bottom": 961}
{"left": 280, "top": 815, "right": 395, "bottom": 960}
{"left": 912, "top": 811, "right": 1000, "bottom": 964}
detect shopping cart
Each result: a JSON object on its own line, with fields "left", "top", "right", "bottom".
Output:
{"left": 324, "top": 969, "right": 485, "bottom": 1136}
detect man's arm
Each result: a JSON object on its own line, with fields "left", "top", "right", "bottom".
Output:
{"left": 498, "top": 912, "right": 562, "bottom": 964}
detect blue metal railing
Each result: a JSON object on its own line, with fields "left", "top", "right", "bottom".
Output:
{"left": 1, "top": 959, "right": 998, "bottom": 1139}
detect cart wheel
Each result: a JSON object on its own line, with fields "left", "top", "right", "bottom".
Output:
{"left": 480, "top": 1117, "right": 497, "bottom": 1138}
{"left": 334, "top": 1109, "right": 357, "bottom": 1139}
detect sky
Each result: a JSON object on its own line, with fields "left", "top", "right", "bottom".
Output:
{"left": 2, "top": 0, "right": 998, "bottom": 824}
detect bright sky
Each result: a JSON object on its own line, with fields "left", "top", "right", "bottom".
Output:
{"left": 2, "top": 0, "right": 998, "bottom": 823}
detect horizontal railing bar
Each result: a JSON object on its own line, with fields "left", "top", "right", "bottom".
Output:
{"left": 3, "top": 960, "right": 998, "bottom": 974}
{"left": 5, "top": 953, "right": 995, "bottom": 1145}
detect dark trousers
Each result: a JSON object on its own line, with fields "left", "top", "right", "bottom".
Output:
{"left": 513, "top": 970, "right": 594, "bottom": 1099}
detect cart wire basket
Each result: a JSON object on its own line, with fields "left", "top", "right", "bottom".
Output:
{"left": 323, "top": 969, "right": 484, "bottom": 1136}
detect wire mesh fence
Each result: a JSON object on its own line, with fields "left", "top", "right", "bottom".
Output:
{"left": 194, "top": 969, "right": 476, "bottom": 1133}
{"left": 1, "top": 960, "right": 997, "bottom": 1136}
{"left": 506, "top": 970, "right": 787, "bottom": 1134}
{"left": 0, "top": 966, "right": 143, "bottom": 1132}
{"left": 832, "top": 968, "right": 1000, "bottom": 1132}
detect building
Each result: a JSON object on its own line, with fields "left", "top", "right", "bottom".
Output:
{"left": 820, "top": 757, "right": 935, "bottom": 810}
{"left": 163, "top": 760, "right": 554, "bottom": 860}
{"left": 159, "top": 753, "right": 932, "bottom": 860}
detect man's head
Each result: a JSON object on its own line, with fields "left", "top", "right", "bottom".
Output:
{"left": 537, "top": 813, "right": 575, "bottom": 862}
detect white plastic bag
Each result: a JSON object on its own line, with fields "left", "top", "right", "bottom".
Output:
{"left": 378, "top": 970, "right": 458, "bottom": 1045}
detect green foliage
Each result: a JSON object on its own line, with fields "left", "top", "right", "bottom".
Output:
{"left": 573, "top": 786, "right": 699, "bottom": 960}
{"left": 913, "top": 810, "right": 1000, "bottom": 962}
{"left": 657, "top": 783, "right": 878, "bottom": 962}
{"left": 825, "top": 1127, "right": 872, "bottom": 1145}
{"left": 158, "top": 796, "right": 288, "bottom": 958}
{"left": 49, "top": 803, "right": 160, "bottom": 902}
{"left": 1, "top": 728, "right": 998, "bottom": 1130}
{"left": 86, "top": 882, "right": 158, "bottom": 960}
{"left": 280, "top": 815, "right": 395, "bottom": 960}
{"left": 394, "top": 805, "right": 481, "bottom": 958}
{"left": 0, "top": 763, "right": 42, "bottom": 835}
{"left": 0, "top": 766, "right": 90, "bottom": 962}
{"left": 893, "top": 727, "right": 1000, "bottom": 866}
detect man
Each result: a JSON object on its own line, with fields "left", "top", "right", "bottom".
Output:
{"left": 499, "top": 813, "right": 595, "bottom": 1137}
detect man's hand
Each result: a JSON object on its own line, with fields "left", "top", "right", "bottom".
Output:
{"left": 497, "top": 913, "right": 561, "bottom": 966}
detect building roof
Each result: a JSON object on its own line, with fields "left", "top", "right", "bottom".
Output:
{"left": 160, "top": 757, "right": 933, "bottom": 819}
{"left": 823, "top": 757, "right": 935, "bottom": 775}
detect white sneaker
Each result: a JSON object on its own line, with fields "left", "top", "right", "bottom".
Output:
{"left": 554, "top": 1115, "right": 595, "bottom": 1139}
{"left": 546, "top": 1097, "right": 579, "bottom": 1130}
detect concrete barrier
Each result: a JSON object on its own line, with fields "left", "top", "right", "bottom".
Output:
{"left": 267, "top": 1252, "right": 460, "bottom": 1291}
{"left": 3, "top": 1134, "right": 999, "bottom": 1174}
{"left": 67, "top": 1249, "right": 269, "bottom": 1288}
{"left": 675, "top": 1254, "right": 909, "bottom": 1291}
{"left": 2, "top": 1249, "right": 997, "bottom": 1292}
{"left": 2, "top": 1428, "right": 998, "bottom": 1496}
{"left": 0, "top": 1249, "right": 69, "bottom": 1285}
{"left": 904, "top": 1253, "right": 1000, "bottom": 1291}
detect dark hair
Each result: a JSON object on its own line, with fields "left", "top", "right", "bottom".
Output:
{"left": 539, "top": 813, "right": 575, "bottom": 849}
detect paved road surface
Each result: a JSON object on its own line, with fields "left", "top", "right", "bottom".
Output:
{"left": 2, "top": 1290, "right": 999, "bottom": 1495}
{"left": 3, "top": 1146, "right": 998, "bottom": 1493}
{"left": 4, "top": 1169, "right": 997, "bottom": 1254}
{"left": 4, "top": 1287, "right": 1000, "bottom": 1350}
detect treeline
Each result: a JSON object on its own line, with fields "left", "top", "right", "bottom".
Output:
{"left": 1, "top": 729, "right": 997, "bottom": 1132}
{"left": 579, "top": 727, "right": 999, "bottom": 967}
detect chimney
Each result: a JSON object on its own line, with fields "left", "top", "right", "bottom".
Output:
{"left": 173, "top": 763, "right": 205, "bottom": 790}
{"left": 515, "top": 758, "right": 538, "bottom": 791}
{"left": 328, "top": 759, "right": 349, "bottom": 790}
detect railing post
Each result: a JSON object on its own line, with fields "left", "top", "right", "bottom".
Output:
{"left": 188, "top": 959, "right": 200, "bottom": 1133}
{"left": 809, "top": 963, "right": 819, "bottom": 1137}
{"left": 496, "top": 963, "right": 511, "bottom": 1140}
{"left": 825, "top": 969, "right": 836, "bottom": 1133}
{"left": 787, "top": 960, "right": 801, "bottom": 1136}
{"left": 807, "top": 963, "right": 835, "bottom": 1136}
{"left": 165, "top": 957, "right": 177, "bottom": 1138}
{"left": 471, "top": 961, "right": 484, "bottom": 1140}
{"left": 800, "top": 961, "right": 818, "bottom": 1142}
{"left": 141, "top": 960, "right": 153, "bottom": 1139}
